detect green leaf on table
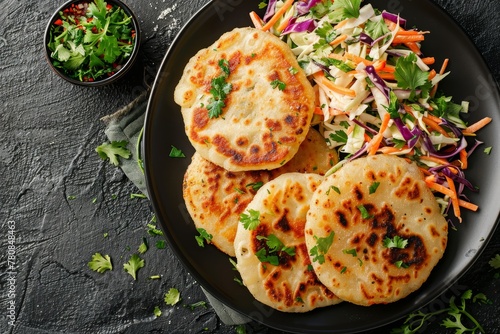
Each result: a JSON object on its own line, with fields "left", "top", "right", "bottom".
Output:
{"left": 123, "top": 254, "right": 144, "bottom": 280}
{"left": 96, "top": 140, "right": 131, "bottom": 166}
{"left": 164, "top": 288, "right": 181, "bottom": 306}
{"left": 88, "top": 252, "right": 113, "bottom": 273}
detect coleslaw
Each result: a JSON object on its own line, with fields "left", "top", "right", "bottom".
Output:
{"left": 249, "top": 0, "right": 492, "bottom": 223}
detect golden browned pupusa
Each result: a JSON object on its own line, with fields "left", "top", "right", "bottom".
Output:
{"left": 305, "top": 155, "right": 448, "bottom": 306}
{"left": 174, "top": 27, "right": 315, "bottom": 172}
{"left": 234, "top": 173, "right": 342, "bottom": 312}
{"left": 183, "top": 128, "right": 337, "bottom": 257}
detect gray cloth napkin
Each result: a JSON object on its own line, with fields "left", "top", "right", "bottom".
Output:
{"left": 101, "top": 92, "right": 250, "bottom": 326}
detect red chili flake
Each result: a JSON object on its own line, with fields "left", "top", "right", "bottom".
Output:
{"left": 54, "top": 19, "right": 63, "bottom": 26}
{"left": 106, "top": 4, "right": 112, "bottom": 10}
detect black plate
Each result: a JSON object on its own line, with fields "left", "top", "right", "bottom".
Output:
{"left": 144, "top": 1, "right": 500, "bottom": 332}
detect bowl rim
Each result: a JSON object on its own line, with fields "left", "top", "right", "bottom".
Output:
{"left": 44, "top": 0, "right": 141, "bottom": 87}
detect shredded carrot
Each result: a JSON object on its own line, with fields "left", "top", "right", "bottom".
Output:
{"left": 425, "top": 113, "right": 442, "bottom": 124}
{"left": 313, "top": 72, "right": 357, "bottom": 97}
{"left": 396, "top": 30, "right": 427, "bottom": 36}
{"left": 260, "top": 0, "right": 295, "bottom": 31}
{"left": 381, "top": 64, "right": 396, "bottom": 73}
{"left": 459, "top": 149, "right": 468, "bottom": 169}
{"left": 463, "top": 117, "right": 492, "bottom": 134}
{"left": 430, "top": 58, "right": 449, "bottom": 97}
{"left": 392, "top": 34, "right": 425, "bottom": 44}
{"left": 364, "top": 132, "right": 372, "bottom": 143}
{"left": 404, "top": 42, "right": 422, "bottom": 55}
{"left": 344, "top": 52, "right": 373, "bottom": 66}
{"left": 419, "top": 167, "right": 432, "bottom": 176}
{"left": 249, "top": 11, "right": 263, "bottom": 29}
{"left": 377, "top": 72, "right": 396, "bottom": 80}
{"left": 368, "top": 113, "right": 391, "bottom": 155}
{"left": 373, "top": 60, "right": 386, "bottom": 71}
{"left": 459, "top": 199, "right": 479, "bottom": 212}
{"left": 422, "top": 116, "right": 449, "bottom": 137}
{"left": 445, "top": 175, "right": 462, "bottom": 223}
{"left": 334, "top": 19, "right": 349, "bottom": 29}
{"left": 276, "top": 16, "right": 291, "bottom": 32}
{"left": 425, "top": 178, "right": 455, "bottom": 198}
{"left": 330, "top": 34, "right": 347, "bottom": 47}
{"left": 421, "top": 57, "right": 436, "bottom": 65}
{"left": 428, "top": 69, "right": 437, "bottom": 80}
{"left": 314, "top": 106, "right": 324, "bottom": 115}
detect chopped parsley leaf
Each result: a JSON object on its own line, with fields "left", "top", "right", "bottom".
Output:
{"left": 123, "top": 254, "right": 144, "bottom": 280}
{"left": 88, "top": 252, "right": 113, "bottom": 273}
{"left": 240, "top": 209, "right": 260, "bottom": 230}
{"left": 153, "top": 306, "right": 162, "bottom": 317}
{"left": 195, "top": 227, "right": 213, "bottom": 247}
{"left": 164, "top": 288, "right": 181, "bottom": 306}
{"left": 270, "top": 79, "right": 286, "bottom": 91}
{"left": 369, "top": 181, "right": 380, "bottom": 194}
{"left": 96, "top": 140, "right": 131, "bottom": 166}
{"left": 169, "top": 145, "right": 186, "bottom": 158}
{"left": 246, "top": 181, "right": 264, "bottom": 191}
{"left": 357, "top": 204, "right": 373, "bottom": 219}
{"left": 383, "top": 235, "right": 408, "bottom": 249}
{"left": 309, "top": 231, "right": 335, "bottom": 264}
{"left": 207, "top": 59, "right": 233, "bottom": 118}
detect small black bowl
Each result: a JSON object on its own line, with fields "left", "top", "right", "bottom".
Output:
{"left": 44, "top": 0, "right": 141, "bottom": 87}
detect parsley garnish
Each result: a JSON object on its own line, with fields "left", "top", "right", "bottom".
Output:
{"left": 255, "top": 234, "right": 295, "bottom": 266}
{"left": 164, "top": 288, "right": 181, "bottom": 306}
{"left": 123, "top": 254, "right": 144, "bottom": 280}
{"left": 270, "top": 79, "right": 286, "bottom": 91}
{"left": 394, "top": 260, "right": 409, "bottom": 269}
{"left": 88, "top": 252, "right": 113, "bottom": 273}
{"left": 333, "top": 0, "right": 361, "bottom": 19}
{"left": 394, "top": 53, "right": 431, "bottom": 94}
{"left": 309, "top": 231, "right": 335, "bottom": 264}
{"left": 246, "top": 181, "right": 264, "bottom": 191}
{"left": 343, "top": 248, "right": 357, "bottom": 257}
{"left": 195, "top": 228, "right": 213, "bottom": 247}
{"left": 147, "top": 223, "right": 163, "bottom": 236}
{"left": 326, "top": 185, "right": 341, "bottom": 195}
{"left": 357, "top": 205, "right": 373, "bottom": 219}
{"left": 288, "top": 67, "right": 299, "bottom": 75}
{"left": 329, "top": 130, "right": 348, "bottom": 144}
{"left": 138, "top": 239, "right": 148, "bottom": 254}
{"left": 169, "top": 145, "right": 185, "bottom": 158}
{"left": 391, "top": 290, "right": 487, "bottom": 333}
{"left": 207, "top": 59, "right": 233, "bottom": 118}
{"left": 184, "top": 301, "right": 207, "bottom": 311}
{"left": 240, "top": 209, "right": 261, "bottom": 230}
{"left": 96, "top": 140, "right": 131, "bottom": 166}
{"left": 383, "top": 235, "right": 409, "bottom": 249}
{"left": 153, "top": 306, "right": 162, "bottom": 317}
{"left": 369, "top": 181, "right": 380, "bottom": 194}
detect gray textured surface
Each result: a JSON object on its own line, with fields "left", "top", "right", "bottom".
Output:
{"left": 0, "top": 1, "right": 499, "bottom": 333}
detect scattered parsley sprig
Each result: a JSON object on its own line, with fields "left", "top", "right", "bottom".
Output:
{"left": 207, "top": 59, "right": 233, "bottom": 118}
{"left": 391, "top": 290, "right": 488, "bottom": 334}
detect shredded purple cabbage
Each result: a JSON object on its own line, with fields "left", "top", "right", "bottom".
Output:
{"left": 282, "top": 17, "right": 317, "bottom": 35}
{"left": 381, "top": 10, "right": 407, "bottom": 28}
{"left": 365, "top": 65, "right": 391, "bottom": 100}
{"left": 263, "top": 0, "right": 278, "bottom": 23}
{"left": 296, "top": 0, "right": 322, "bottom": 16}
{"left": 421, "top": 132, "right": 468, "bottom": 159}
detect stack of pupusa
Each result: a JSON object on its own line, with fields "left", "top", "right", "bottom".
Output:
{"left": 174, "top": 27, "right": 448, "bottom": 313}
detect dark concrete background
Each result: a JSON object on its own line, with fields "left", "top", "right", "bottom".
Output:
{"left": 0, "top": 1, "right": 498, "bottom": 333}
